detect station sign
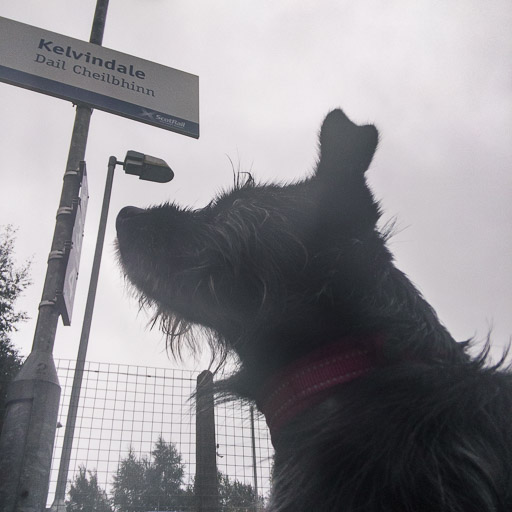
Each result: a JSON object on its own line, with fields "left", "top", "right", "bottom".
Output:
{"left": 0, "top": 16, "right": 199, "bottom": 137}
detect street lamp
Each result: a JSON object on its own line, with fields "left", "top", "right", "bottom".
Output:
{"left": 123, "top": 150, "right": 174, "bottom": 183}
{"left": 50, "top": 152, "right": 173, "bottom": 512}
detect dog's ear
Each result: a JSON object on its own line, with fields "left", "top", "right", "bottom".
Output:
{"left": 316, "top": 109, "right": 379, "bottom": 178}
{"left": 314, "top": 109, "right": 381, "bottom": 230}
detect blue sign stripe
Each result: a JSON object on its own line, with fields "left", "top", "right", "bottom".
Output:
{"left": 0, "top": 64, "right": 199, "bottom": 138}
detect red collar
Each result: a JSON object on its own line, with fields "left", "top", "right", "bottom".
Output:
{"left": 259, "top": 335, "right": 383, "bottom": 440}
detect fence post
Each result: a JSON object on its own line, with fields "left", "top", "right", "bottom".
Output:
{"left": 195, "top": 370, "right": 219, "bottom": 512}
{"left": 250, "top": 405, "right": 259, "bottom": 511}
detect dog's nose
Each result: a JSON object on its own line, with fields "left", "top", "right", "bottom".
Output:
{"left": 116, "top": 206, "right": 145, "bottom": 232}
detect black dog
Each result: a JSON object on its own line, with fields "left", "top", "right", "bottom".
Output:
{"left": 116, "top": 110, "right": 512, "bottom": 512}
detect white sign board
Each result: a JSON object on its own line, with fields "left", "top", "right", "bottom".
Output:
{"left": 0, "top": 16, "right": 199, "bottom": 137}
{"left": 59, "top": 163, "right": 89, "bottom": 326}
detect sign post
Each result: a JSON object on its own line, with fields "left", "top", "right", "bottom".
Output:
{"left": 0, "top": 3, "right": 108, "bottom": 511}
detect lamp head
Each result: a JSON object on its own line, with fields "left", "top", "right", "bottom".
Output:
{"left": 123, "top": 151, "right": 174, "bottom": 183}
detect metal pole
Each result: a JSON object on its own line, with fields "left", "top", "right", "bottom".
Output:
{"left": 0, "top": 2, "right": 109, "bottom": 511}
{"left": 49, "top": 157, "right": 116, "bottom": 512}
{"left": 250, "top": 405, "right": 259, "bottom": 512}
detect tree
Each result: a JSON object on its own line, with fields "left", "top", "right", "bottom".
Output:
{"left": 218, "top": 472, "right": 265, "bottom": 512}
{"left": 111, "top": 447, "right": 147, "bottom": 512}
{"left": 66, "top": 465, "right": 112, "bottom": 512}
{"left": 145, "top": 437, "right": 188, "bottom": 510}
{"left": 112, "top": 438, "right": 191, "bottom": 511}
{"left": 0, "top": 225, "right": 31, "bottom": 434}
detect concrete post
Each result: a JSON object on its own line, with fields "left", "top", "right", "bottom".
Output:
{"left": 250, "top": 405, "right": 259, "bottom": 511}
{"left": 195, "top": 371, "right": 219, "bottom": 512}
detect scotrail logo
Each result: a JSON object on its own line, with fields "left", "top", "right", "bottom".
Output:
{"left": 140, "top": 108, "right": 186, "bottom": 129}
{"left": 140, "top": 108, "right": 156, "bottom": 120}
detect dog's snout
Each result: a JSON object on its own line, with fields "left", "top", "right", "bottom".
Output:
{"left": 118, "top": 206, "right": 145, "bottom": 218}
{"left": 116, "top": 206, "right": 145, "bottom": 231}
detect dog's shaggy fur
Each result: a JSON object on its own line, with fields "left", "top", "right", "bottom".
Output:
{"left": 116, "top": 109, "right": 512, "bottom": 511}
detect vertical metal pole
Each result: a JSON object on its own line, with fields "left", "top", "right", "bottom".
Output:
{"left": 250, "top": 405, "right": 259, "bottom": 511}
{"left": 49, "top": 157, "right": 117, "bottom": 512}
{"left": 195, "top": 371, "right": 219, "bottom": 512}
{"left": 0, "top": 2, "right": 109, "bottom": 511}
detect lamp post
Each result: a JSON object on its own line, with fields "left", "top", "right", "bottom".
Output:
{"left": 49, "top": 152, "right": 173, "bottom": 512}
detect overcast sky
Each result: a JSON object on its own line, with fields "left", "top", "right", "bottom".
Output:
{"left": 1, "top": 1, "right": 511, "bottom": 373}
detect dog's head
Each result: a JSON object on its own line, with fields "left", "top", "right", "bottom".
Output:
{"left": 116, "top": 110, "right": 386, "bottom": 366}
